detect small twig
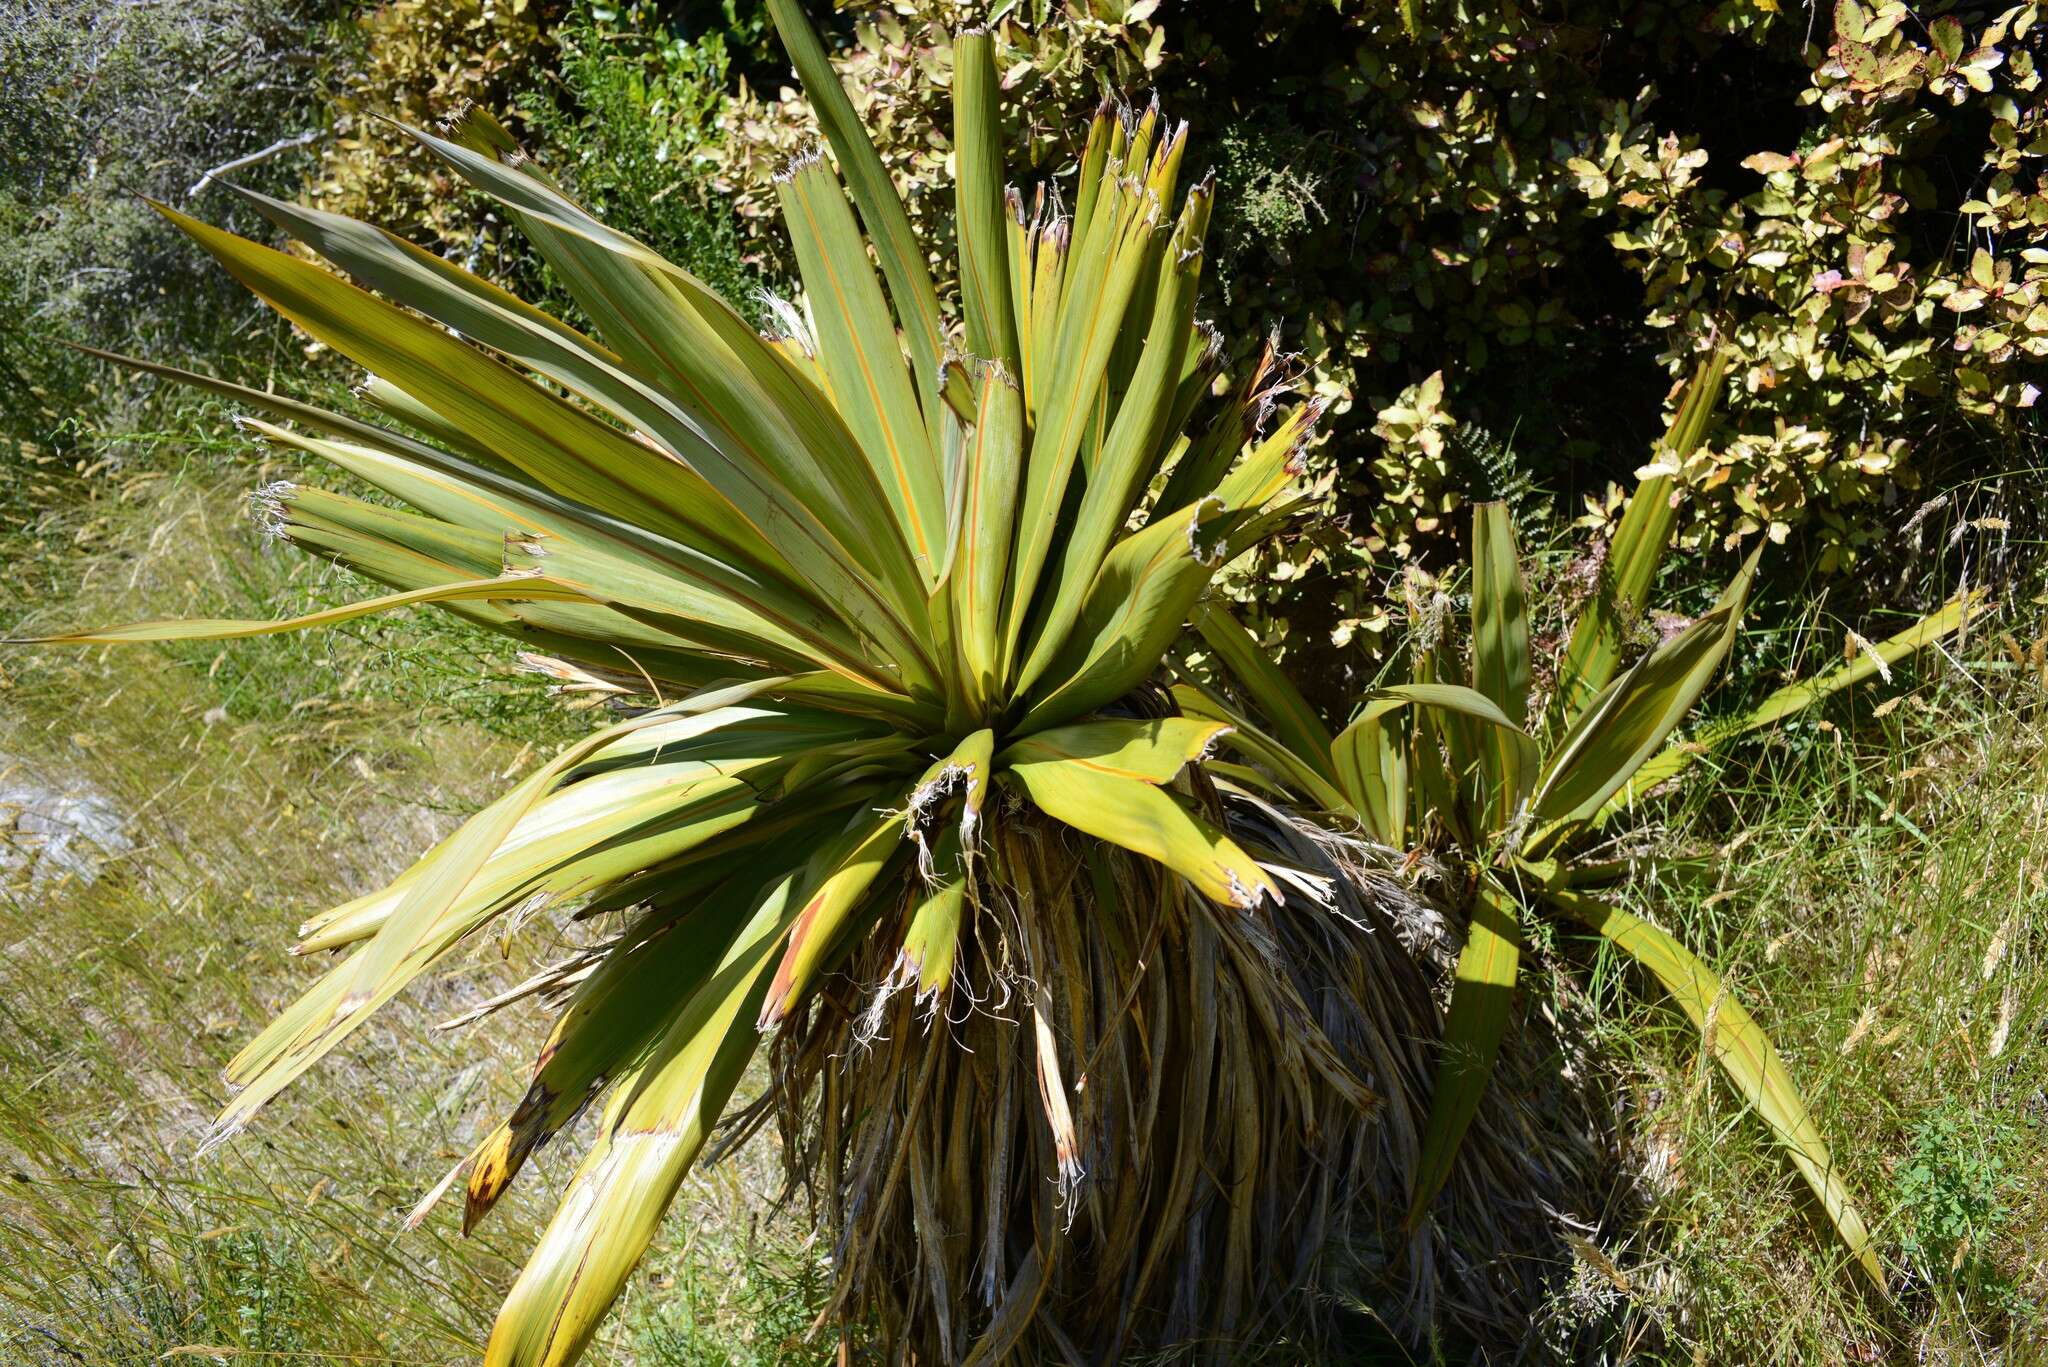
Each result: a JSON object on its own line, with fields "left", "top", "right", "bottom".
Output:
{"left": 185, "top": 129, "right": 321, "bottom": 199}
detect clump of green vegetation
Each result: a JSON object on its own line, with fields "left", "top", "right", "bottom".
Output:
{"left": 517, "top": 0, "right": 769, "bottom": 320}
{"left": 0, "top": 0, "right": 335, "bottom": 528}
{"left": 1897, "top": 1106, "right": 2011, "bottom": 1279}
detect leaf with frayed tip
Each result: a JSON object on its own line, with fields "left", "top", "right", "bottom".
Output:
{"left": 225, "top": 183, "right": 794, "bottom": 582}
{"left": 1532, "top": 550, "right": 1758, "bottom": 831}
{"left": 777, "top": 154, "right": 943, "bottom": 576}
{"left": 1469, "top": 501, "right": 1532, "bottom": 826}
{"left": 466, "top": 876, "right": 766, "bottom": 1233}
{"left": 484, "top": 871, "right": 795, "bottom": 1367}
{"left": 950, "top": 360, "right": 1024, "bottom": 715}
{"left": 1407, "top": 877, "right": 1521, "bottom": 1227}
{"left": 12, "top": 574, "right": 597, "bottom": 645}
{"left": 909, "top": 728, "right": 997, "bottom": 848}
{"left": 1002, "top": 759, "right": 1278, "bottom": 910}
{"left": 1545, "top": 888, "right": 1885, "bottom": 1290}
{"left": 1003, "top": 171, "right": 1166, "bottom": 672}
{"left": 998, "top": 717, "right": 1231, "bottom": 786}
{"left": 759, "top": 809, "right": 909, "bottom": 1029}
{"left": 1193, "top": 601, "right": 1336, "bottom": 785}
{"left": 952, "top": 29, "right": 1019, "bottom": 376}
{"left": 763, "top": 0, "right": 942, "bottom": 433}
{"left": 220, "top": 698, "right": 823, "bottom": 1095}
{"left": 1013, "top": 186, "right": 1211, "bottom": 696}
{"left": 1556, "top": 352, "right": 1728, "bottom": 720}
{"left": 213, "top": 759, "right": 771, "bottom": 1144}
{"left": 1598, "top": 590, "right": 1986, "bottom": 821}
{"left": 896, "top": 825, "right": 968, "bottom": 1001}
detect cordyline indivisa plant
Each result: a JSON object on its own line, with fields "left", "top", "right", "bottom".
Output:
{"left": 1187, "top": 353, "right": 1984, "bottom": 1290}
{"left": 19, "top": 4, "right": 1978, "bottom": 1361}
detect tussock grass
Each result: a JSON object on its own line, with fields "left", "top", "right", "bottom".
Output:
{"left": 0, "top": 475, "right": 821, "bottom": 1363}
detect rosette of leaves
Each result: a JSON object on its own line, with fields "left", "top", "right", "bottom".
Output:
{"left": 9, "top": 5, "right": 1498, "bottom": 1361}
{"left": 1184, "top": 355, "right": 1987, "bottom": 1288}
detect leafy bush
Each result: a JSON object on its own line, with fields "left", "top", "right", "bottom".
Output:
{"left": 306, "top": 0, "right": 559, "bottom": 282}
{"left": 1580, "top": 0, "right": 2048, "bottom": 571}
{"left": 313, "top": 0, "right": 769, "bottom": 320}
{"left": 516, "top": 1, "right": 767, "bottom": 318}
{"left": 0, "top": 0, "right": 334, "bottom": 523}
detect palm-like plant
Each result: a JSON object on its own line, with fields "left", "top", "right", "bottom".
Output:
{"left": 17, "top": 8, "right": 1465, "bottom": 1363}
{"left": 1184, "top": 353, "right": 1983, "bottom": 1290}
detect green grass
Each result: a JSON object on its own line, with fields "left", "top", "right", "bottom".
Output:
{"left": 0, "top": 448, "right": 823, "bottom": 1363}
{"left": 1542, "top": 633, "right": 2048, "bottom": 1361}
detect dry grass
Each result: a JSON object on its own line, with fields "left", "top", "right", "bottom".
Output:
{"left": 1539, "top": 634, "right": 2048, "bottom": 1363}
{"left": 0, "top": 471, "right": 823, "bottom": 1364}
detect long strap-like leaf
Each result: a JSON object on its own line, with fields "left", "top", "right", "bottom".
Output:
{"left": 1597, "top": 590, "right": 1985, "bottom": 821}
{"left": 764, "top": 0, "right": 944, "bottom": 436}
{"left": 1407, "top": 876, "right": 1522, "bottom": 1226}
{"left": 1554, "top": 352, "right": 1727, "bottom": 720}
{"left": 1546, "top": 888, "right": 1885, "bottom": 1289}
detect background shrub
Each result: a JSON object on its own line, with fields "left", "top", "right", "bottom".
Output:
{"left": 0, "top": 0, "right": 336, "bottom": 528}
{"left": 516, "top": 0, "right": 769, "bottom": 319}
{"left": 306, "top": 0, "right": 560, "bottom": 286}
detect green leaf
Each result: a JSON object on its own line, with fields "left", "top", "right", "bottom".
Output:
{"left": 1555, "top": 353, "right": 1727, "bottom": 720}
{"left": 1014, "top": 185, "right": 1212, "bottom": 696}
{"left": 484, "top": 872, "right": 797, "bottom": 1367}
{"left": 764, "top": 0, "right": 943, "bottom": 435}
{"left": 1407, "top": 877, "right": 1521, "bottom": 1226}
{"left": 997, "top": 716, "right": 1232, "bottom": 784}
{"left": 949, "top": 360, "right": 1025, "bottom": 715}
{"left": 759, "top": 808, "right": 910, "bottom": 1028}
{"left": 777, "top": 154, "right": 944, "bottom": 577}
{"left": 953, "top": 29, "right": 1020, "bottom": 375}
{"left": 1598, "top": 592, "right": 1984, "bottom": 819}
{"left": 1546, "top": 889, "right": 1885, "bottom": 1290}
{"left": 1003, "top": 759, "right": 1278, "bottom": 910}
{"left": 1173, "top": 683, "right": 1356, "bottom": 818}
{"left": 1469, "top": 501, "right": 1532, "bottom": 826}
{"left": 1531, "top": 551, "right": 1758, "bottom": 831}
{"left": 895, "top": 825, "right": 969, "bottom": 1000}
{"left": 396, "top": 132, "right": 944, "bottom": 691}
{"left": 1003, "top": 170, "right": 1167, "bottom": 672}
{"left": 13, "top": 574, "right": 597, "bottom": 645}
{"left": 465, "top": 873, "right": 765, "bottom": 1231}
{"left": 1193, "top": 602, "right": 1337, "bottom": 783}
